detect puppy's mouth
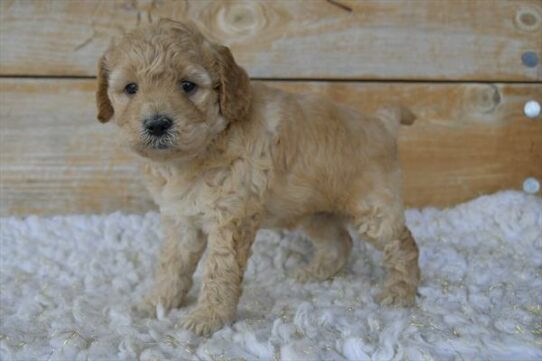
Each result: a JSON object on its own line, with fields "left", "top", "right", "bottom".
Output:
{"left": 140, "top": 129, "right": 178, "bottom": 150}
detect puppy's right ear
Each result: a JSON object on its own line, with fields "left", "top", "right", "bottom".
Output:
{"left": 96, "top": 55, "right": 114, "bottom": 123}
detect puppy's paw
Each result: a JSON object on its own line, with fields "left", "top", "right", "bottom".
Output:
{"left": 292, "top": 267, "right": 313, "bottom": 283}
{"left": 293, "top": 258, "right": 344, "bottom": 283}
{"left": 376, "top": 283, "right": 416, "bottom": 307}
{"left": 134, "top": 298, "right": 157, "bottom": 317}
{"left": 293, "top": 265, "right": 333, "bottom": 283}
{"left": 139, "top": 285, "right": 186, "bottom": 317}
{"left": 180, "top": 307, "right": 233, "bottom": 336}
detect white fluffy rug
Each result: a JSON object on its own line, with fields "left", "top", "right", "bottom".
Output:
{"left": 1, "top": 191, "right": 541, "bottom": 361}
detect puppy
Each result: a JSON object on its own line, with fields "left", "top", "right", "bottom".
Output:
{"left": 96, "top": 19, "right": 420, "bottom": 336}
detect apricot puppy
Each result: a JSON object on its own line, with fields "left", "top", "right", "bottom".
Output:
{"left": 96, "top": 19, "right": 420, "bottom": 336}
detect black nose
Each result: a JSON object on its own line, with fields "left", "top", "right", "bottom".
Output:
{"left": 144, "top": 115, "right": 173, "bottom": 136}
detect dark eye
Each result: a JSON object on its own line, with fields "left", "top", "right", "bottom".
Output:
{"left": 124, "top": 83, "right": 138, "bottom": 95}
{"left": 180, "top": 81, "right": 197, "bottom": 94}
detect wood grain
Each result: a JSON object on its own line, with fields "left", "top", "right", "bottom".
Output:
{"left": 1, "top": 0, "right": 541, "bottom": 81}
{"left": 1, "top": 79, "right": 540, "bottom": 216}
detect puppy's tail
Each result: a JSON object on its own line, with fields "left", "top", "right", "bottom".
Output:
{"left": 377, "top": 104, "right": 416, "bottom": 137}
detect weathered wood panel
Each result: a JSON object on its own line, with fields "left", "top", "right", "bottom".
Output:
{"left": 1, "top": 0, "right": 541, "bottom": 80}
{"left": 0, "top": 79, "right": 156, "bottom": 215}
{"left": 1, "top": 79, "right": 540, "bottom": 216}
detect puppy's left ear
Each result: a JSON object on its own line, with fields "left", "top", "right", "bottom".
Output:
{"left": 96, "top": 55, "right": 114, "bottom": 123}
{"left": 213, "top": 46, "right": 252, "bottom": 122}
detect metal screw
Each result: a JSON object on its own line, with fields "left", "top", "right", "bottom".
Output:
{"left": 522, "top": 52, "right": 539, "bottom": 67}
{"left": 524, "top": 100, "right": 541, "bottom": 118}
{"left": 523, "top": 177, "right": 540, "bottom": 194}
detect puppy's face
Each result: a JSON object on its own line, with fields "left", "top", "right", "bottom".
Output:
{"left": 96, "top": 20, "right": 251, "bottom": 162}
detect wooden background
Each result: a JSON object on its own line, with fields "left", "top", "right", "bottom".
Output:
{"left": 1, "top": 0, "right": 541, "bottom": 216}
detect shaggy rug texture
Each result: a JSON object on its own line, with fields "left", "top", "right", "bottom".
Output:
{"left": 1, "top": 191, "right": 541, "bottom": 361}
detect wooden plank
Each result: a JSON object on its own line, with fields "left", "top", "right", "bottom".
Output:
{"left": 1, "top": 0, "right": 540, "bottom": 81}
{"left": 1, "top": 79, "right": 540, "bottom": 216}
{"left": 0, "top": 79, "right": 156, "bottom": 215}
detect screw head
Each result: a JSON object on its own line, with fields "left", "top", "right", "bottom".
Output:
{"left": 523, "top": 177, "right": 540, "bottom": 194}
{"left": 524, "top": 100, "right": 541, "bottom": 118}
{"left": 522, "top": 51, "right": 539, "bottom": 67}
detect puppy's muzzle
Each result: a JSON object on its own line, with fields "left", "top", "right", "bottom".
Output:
{"left": 144, "top": 114, "right": 173, "bottom": 137}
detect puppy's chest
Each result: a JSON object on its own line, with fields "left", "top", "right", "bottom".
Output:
{"left": 144, "top": 160, "right": 271, "bottom": 227}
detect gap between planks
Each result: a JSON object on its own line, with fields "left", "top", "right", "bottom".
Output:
{"left": 1, "top": 75, "right": 541, "bottom": 85}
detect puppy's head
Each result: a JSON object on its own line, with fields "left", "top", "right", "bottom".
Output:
{"left": 96, "top": 19, "right": 251, "bottom": 162}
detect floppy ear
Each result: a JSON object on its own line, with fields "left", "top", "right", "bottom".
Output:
{"left": 214, "top": 46, "right": 252, "bottom": 122}
{"left": 96, "top": 55, "right": 114, "bottom": 123}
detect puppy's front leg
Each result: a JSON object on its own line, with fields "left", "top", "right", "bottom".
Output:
{"left": 181, "top": 222, "right": 256, "bottom": 336}
{"left": 143, "top": 215, "right": 206, "bottom": 313}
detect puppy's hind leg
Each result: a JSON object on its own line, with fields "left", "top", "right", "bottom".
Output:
{"left": 142, "top": 216, "right": 206, "bottom": 314}
{"left": 294, "top": 213, "right": 353, "bottom": 282}
{"left": 351, "top": 197, "right": 420, "bottom": 306}
{"left": 377, "top": 226, "right": 420, "bottom": 306}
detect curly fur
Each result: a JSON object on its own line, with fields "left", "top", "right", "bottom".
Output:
{"left": 96, "top": 19, "right": 420, "bottom": 336}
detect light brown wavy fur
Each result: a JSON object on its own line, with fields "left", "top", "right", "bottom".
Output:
{"left": 96, "top": 19, "right": 420, "bottom": 336}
